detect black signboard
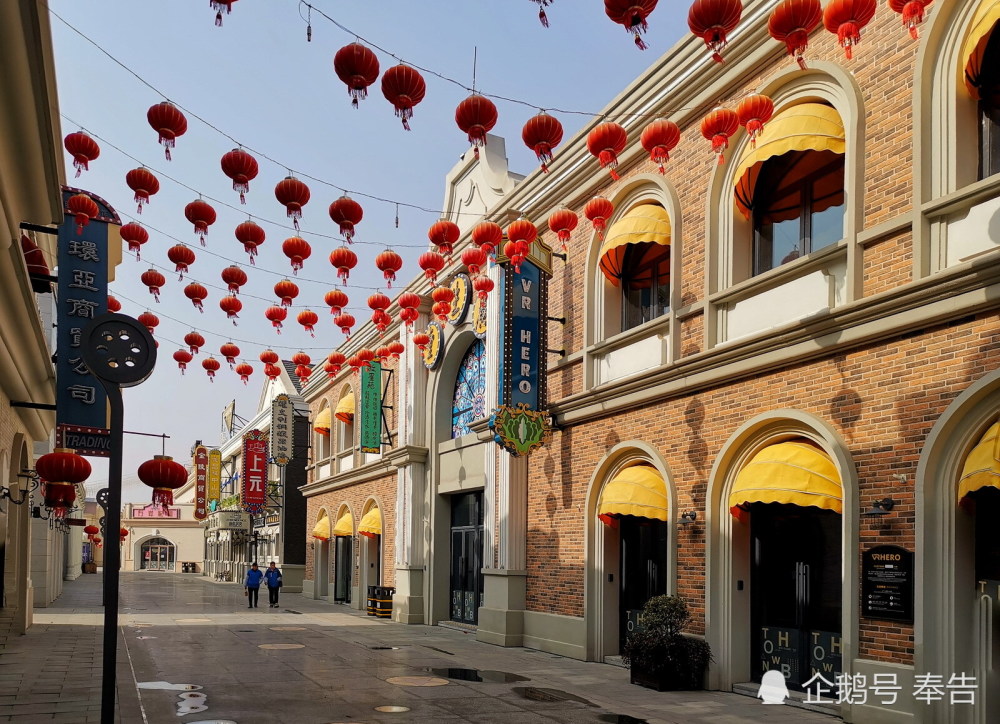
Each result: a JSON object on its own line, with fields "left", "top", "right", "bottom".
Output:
{"left": 760, "top": 626, "right": 803, "bottom": 683}
{"left": 862, "top": 545, "right": 914, "bottom": 623}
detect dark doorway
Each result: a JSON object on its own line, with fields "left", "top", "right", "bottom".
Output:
{"left": 973, "top": 488, "right": 1000, "bottom": 720}
{"left": 334, "top": 535, "right": 352, "bottom": 603}
{"left": 618, "top": 516, "right": 668, "bottom": 649}
{"left": 140, "top": 537, "right": 175, "bottom": 571}
{"left": 450, "top": 491, "right": 483, "bottom": 624}
{"left": 750, "top": 503, "right": 842, "bottom": 690}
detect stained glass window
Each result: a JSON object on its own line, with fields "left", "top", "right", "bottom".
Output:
{"left": 451, "top": 339, "right": 486, "bottom": 438}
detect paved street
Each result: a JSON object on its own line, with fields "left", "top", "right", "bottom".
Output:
{"left": 1, "top": 573, "right": 834, "bottom": 723}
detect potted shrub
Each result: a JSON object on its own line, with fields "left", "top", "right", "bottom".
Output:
{"left": 621, "top": 595, "right": 712, "bottom": 691}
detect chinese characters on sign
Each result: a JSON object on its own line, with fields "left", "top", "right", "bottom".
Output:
{"left": 240, "top": 429, "right": 268, "bottom": 514}
{"left": 359, "top": 360, "right": 382, "bottom": 454}
{"left": 207, "top": 449, "right": 222, "bottom": 504}
{"left": 193, "top": 446, "right": 208, "bottom": 520}
{"left": 130, "top": 505, "right": 180, "bottom": 519}
{"left": 804, "top": 672, "right": 977, "bottom": 706}
{"left": 270, "top": 394, "right": 294, "bottom": 467}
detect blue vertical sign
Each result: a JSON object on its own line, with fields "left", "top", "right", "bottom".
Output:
{"left": 509, "top": 261, "right": 542, "bottom": 410}
{"left": 55, "top": 187, "right": 119, "bottom": 457}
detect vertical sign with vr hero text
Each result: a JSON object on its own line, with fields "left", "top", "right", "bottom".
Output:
{"left": 193, "top": 446, "right": 208, "bottom": 520}
{"left": 207, "top": 449, "right": 222, "bottom": 504}
{"left": 270, "top": 393, "right": 294, "bottom": 467}
{"left": 503, "top": 260, "right": 545, "bottom": 410}
{"left": 359, "top": 360, "right": 382, "bottom": 454}
{"left": 241, "top": 429, "right": 268, "bottom": 514}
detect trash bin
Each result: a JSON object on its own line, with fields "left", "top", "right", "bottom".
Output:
{"left": 366, "top": 586, "right": 377, "bottom": 616}
{"left": 375, "top": 586, "right": 395, "bottom": 618}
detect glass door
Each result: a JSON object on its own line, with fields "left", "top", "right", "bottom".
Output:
{"left": 618, "top": 516, "right": 668, "bottom": 649}
{"left": 334, "top": 535, "right": 352, "bottom": 603}
{"left": 140, "top": 538, "right": 175, "bottom": 571}
{"left": 974, "top": 489, "right": 1000, "bottom": 719}
{"left": 449, "top": 492, "right": 484, "bottom": 624}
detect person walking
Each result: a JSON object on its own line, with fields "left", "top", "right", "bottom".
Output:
{"left": 264, "top": 561, "right": 283, "bottom": 608}
{"left": 244, "top": 562, "right": 263, "bottom": 608}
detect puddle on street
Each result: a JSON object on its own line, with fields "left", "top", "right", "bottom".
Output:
{"left": 511, "top": 687, "right": 596, "bottom": 707}
{"left": 369, "top": 645, "right": 400, "bottom": 650}
{"left": 420, "top": 645, "right": 454, "bottom": 655}
{"left": 597, "top": 715, "right": 648, "bottom": 724}
{"left": 428, "top": 668, "right": 529, "bottom": 683}
{"left": 374, "top": 705, "right": 410, "bottom": 713}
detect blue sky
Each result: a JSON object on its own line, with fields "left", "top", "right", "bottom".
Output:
{"left": 48, "top": 0, "right": 689, "bottom": 500}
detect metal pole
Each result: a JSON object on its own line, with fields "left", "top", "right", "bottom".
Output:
{"left": 100, "top": 387, "right": 124, "bottom": 723}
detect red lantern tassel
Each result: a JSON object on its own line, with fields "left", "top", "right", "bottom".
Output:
{"left": 153, "top": 487, "right": 173, "bottom": 509}
{"left": 598, "top": 150, "right": 621, "bottom": 180}
{"left": 837, "top": 23, "right": 861, "bottom": 60}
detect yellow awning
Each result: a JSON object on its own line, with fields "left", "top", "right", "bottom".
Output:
{"left": 959, "top": 421, "right": 1000, "bottom": 499}
{"left": 729, "top": 440, "right": 843, "bottom": 514}
{"left": 359, "top": 506, "right": 382, "bottom": 537}
{"left": 335, "top": 395, "right": 355, "bottom": 424}
{"left": 313, "top": 407, "right": 332, "bottom": 436}
{"left": 332, "top": 509, "right": 354, "bottom": 537}
{"left": 311, "top": 514, "right": 330, "bottom": 540}
{"left": 598, "top": 204, "right": 671, "bottom": 286}
{"left": 598, "top": 465, "right": 669, "bottom": 521}
{"left": 962, "top": 1, "right": 1000, "bottom": 99}
{"left": 733, "top": 103, "right": 845, "bottom": 219}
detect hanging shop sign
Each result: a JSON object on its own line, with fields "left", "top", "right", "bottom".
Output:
{"left": 861, "top": 545, "right": 914, "bottom": 623}
{"left": 359, "top": 360, "right": 383, "bottom": 454}
{"left": 55, "top": 187, "right": 120, "bottom": 457}
{"left": 490, "top": 404, "right": 553, "bottom": 457}
{"left": 421, "top": 322, "right": 444, "bottom": 370}
{"left": 447, "top": 273, "right": 471, "bottom": 325}
{"left": 270, "top": 393, "right": 294, "bottom": 467}
{"left": 208, "top": 510, "right": 250, "bottom": 530}
{"left": 207, "top": 449, "right": 222, "bottom": 504}
{"left": 240, "top": 429, "right": 268, "bottom": 514}
{"left": 193, "top": 445, "right": 208, "bottom": 520}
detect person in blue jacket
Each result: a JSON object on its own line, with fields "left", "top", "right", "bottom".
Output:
{"left": 263, "top": 561, "right": 283, "bottom": 608}
{"left": 244, "top": 562, "right": 264, "bottom": 608}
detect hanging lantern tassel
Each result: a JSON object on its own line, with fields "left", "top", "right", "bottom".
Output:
{"left": 532, "top": 0, "right": 552, "bottom": 27}
{"left": 153, "top": 487, "right": 174, "bottom": 507}
{"left": 889, "top": 0, "right": 929, "bottom": 40}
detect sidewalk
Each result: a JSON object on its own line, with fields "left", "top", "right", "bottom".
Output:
{"left": 1, "top": 572, "right": 838, "bottom": 723}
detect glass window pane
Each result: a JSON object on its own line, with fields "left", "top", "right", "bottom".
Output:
{"left": 811, "top": 203, "right": 845, "bottom": 252}
{"left": 769, "top": 217, "right": 802, "bottom": 270}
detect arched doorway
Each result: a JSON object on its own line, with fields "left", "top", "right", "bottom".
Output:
{"left": 359, "top": 502, "right": 382, "bottom": 592}
{"left": 311, "top": 510, "right": 331, "bottom": 600}
{"left": 140, "top": 537, "right": 175, "bottom": 571}
{"left": 331, "top": 505, "right": 354, "bottom": 604}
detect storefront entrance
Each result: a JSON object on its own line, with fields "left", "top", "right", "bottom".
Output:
{"left": 750, "top": 503, "right": 842, "bottom": 690}
{"left": 333, "top": 535, "right": 352, "bottom": 603}
{"left": 618, "top": 516, "right": 668, "bottom": 649}
{"left": 140, "top": 537, "right": 175, "bottom": 571}
{"left": 449, "top": 491, "right": 483, "bottom": 624}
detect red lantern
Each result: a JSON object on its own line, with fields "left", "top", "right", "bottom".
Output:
{"left": 185, "top": 331, "right": 205, "bottom": 355}
{"left": 413, "top": 332, "right": 430, "bottom": 351}
{"left": 327, "top": 352, "right": 346, "bottom": 376}
{"left": 120, "top": 527, "right": 129, "bottom": 542}
{"left": 418, "top": 251, "right": 446, "bottom": 285}
{"left": 522, "top": 112, "right": 564, "bottom": 173}
{"left": 265, "top": 305, "right": 287, "bottom": 333}
{"left": 398, "top": 291, "right": 421, "bottom": 329}
{"left": 221, "top": 265, "right": 247, "bottom": 295}
{"left": 297, "top": 309, "right": 319, "bottom": 337}
{"left": 173, "top": 348, "right": 193, "bottom": 374}
{"left": 347, "top": 355, "right": 362, "bottom": 375}
{"left": 292, "top": 351, "right": 311, "bottom": 368}
{"left": 138, "top": 311, "right": 159, "bottom": 335}
{"left": 461, "top": 247, "right": 488, "bottom": 276}
{"left": 325, "top": 288, "right": 349, "bottom": 316}
{"left": 334, "top": 312, "right": 356, "bottom": 338}
{"left": 295, "top": 365, "right": 312, "bottom": 383}
{"left": 167, "top": 244, "right": 196, "bottom": 280}
{"left": 211, "top": 0, "right": 236, "bottom": 26}
{"left": 323, "top": 362, "right": 338, "bottom": 378}
{"left": 274, "top": 176, "right": 311, "bottom": 231}
{"left": 147, "top": 102, "right": 188, "bottom": 160}
{"left": 768, "top": 0, "right": 823, "bottom": 69}
{"left": 66, "top": 194, "right": 98, "bottom": 235}
{"left": 381, "top": 64, "right": 426, "bottom": 130}
{"left": 371, "top": 309, "right": 392, "bottom": 334}
{"left": 547, "top": 207, "right": 579, "bottom": 253}
{"left": 235, "top": 220, "right": 265, "bottom": 263}
{"left": 219, "top": 295, "right": 242, "bottom": 325}
{"left": 473, "top": 275, "right": 495, "bottom": 300}
{"left": 605, "top": 0, "right": 659, "bottom": 49}
{"left": 84, "top": 524, "right": 99, "bottom": 536}
{"left": 428, "top": 219, "right": 461, "bottom": 260}
{"left": 687, "top": 0, "right": 742, "bottom": 63}
{"left": 274, "top": 279, "right": 299, "bottom": 307}
{"left": 64, "top": 131, "right": 100, "bottom": 177}
{"left": 503, "top": 241, "right": 525, "bottom": 274}
{"left": 357, "top": 348, "right": 375, "bottom": 368}
{"left": 140, "top": 268, "right": 165, "bottom": 302}
{"left": 471, "top": 221, "right": 503, "bottom": 256}
{"left": 334, "top": 42, "right": 380, "bottom": 108}
{"left": 587, "top": 122, "right": 628, "bottom": 180}
{"left": 137, "top": 455, "right": 188, "bottom": 509}
{"left": 221, "top": 148, "right": 258, "bottom": 204}
{"left": 584, "top": 196, "right": 615, "bottom": 239}
{"left": 399, "top": 307, "right": 419, "bottom": 328}
{"left": 822, "top": 0, "right": 876, "bottom": 60}
{"left": 376, "top": 345, "right": 393, "bottom": 362}
{"left": 328, "top": 196, "right": 363, "bottom": 243}
{"left": 700, "top": 106, "right": 740, "bottom": 164}
{"left": 220, "top": 342, "right": 240, "bottom": 366}
{"left": 282, "top": 236, "right": 312, "bottom": 274}
{"left": 202, "top": 357, "right": 221, "bottom": 381}
{"left": 369, "top": 292, "right": 392, "bottom": 333}
{"left": 375, "top": 250, "right": 403, "bottom": 287}
{"left": 264, "top": 363, "right": 282, "bottom": 380}
{"left": 36, "top": 448, "right": 91, "bottom": 516}
{"left": 888, "top": 0, "right": 931, "bottom": 40}
{"left": 736, "top": 93, "right": 774, "bottom": 149}
{"left": 126, "top": 167, "right": 159, "bottom": 214}
{"left": 431, "top": 286, "right": 455, "bottom": 322}
{"left": 260, "top": 349, "right": 279, "bottom": 366}
{"left": 368, "top": 292, "right": 391, "bottom": 312}
{"left": 107, "top": 295, "right": 122, "bottom": 313}
{"left": 184, "top": 283, "right": 208, "bottom": 312}
{"left": 455, "top": 94, "right": 498, "bottom": 157}
{"left": 329, "top": 246, "right": 358, "bottom": 283}
{"left": 640, "top": 118, "right": 681, "bottom": 174}
{"left": 387, "top": 341, "right": 405, "bottom": 359}
{"left": 185, "top": 199, "right": 217, "bottom": 246}
{"left": 507, "top": 217, "right": 538, "bottom": 250}
{"left": 120, "top": 222, "right": 148, "bottom": 260}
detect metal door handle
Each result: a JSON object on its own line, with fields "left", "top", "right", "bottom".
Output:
{"left": 979, "top": 594, "right": 993, "bottom": 672}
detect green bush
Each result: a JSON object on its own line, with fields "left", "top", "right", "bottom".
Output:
{"left": 621, "top": 595, "right": 712, "bottom": 690}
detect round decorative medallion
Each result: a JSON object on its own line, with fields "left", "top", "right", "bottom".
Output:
{"left": 447, "top": 273, "right": 471, "bottom": 325}
{"left": 421, "top": 322, "right": 443, "bottom": 370}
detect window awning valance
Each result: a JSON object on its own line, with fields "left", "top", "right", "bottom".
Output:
{"left": 598, "top": 465, "right": 669, "bottom": 522}
{"left": 598, "top": 204, "right": 671, "bottom": 286}
{"left": 733, "top": 103, "right": 845, "bottom": 219}
{"left": 359, "top": 506, "right": 382, "bottom": 538}
{"left": 332, "top": 509, "right": 354, "bottom": 537}
{"left": 729, "top": 440, "right": 843, "bottom": 514}
{"left": 335, "top": 395, "right": 355, "bottom": 424}
{"left": 962, "top": 0, "right": 1000, "bottom": 99}
{"left": 313, "top": 407, "right": 332, "bottom": 436}
{"left": 311, "top": 514, "right": 331, "bottom": 540}
{"left": 958, "top": 421, "right": 1000, "bottom": 500}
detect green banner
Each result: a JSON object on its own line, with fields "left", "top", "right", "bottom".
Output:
{"left": 359, "top": 360, "right": 382, "bottom": 454}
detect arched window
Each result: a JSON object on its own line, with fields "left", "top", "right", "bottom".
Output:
{"left": 313, "top": 403, "right": 332, "bottom": 461}
{"left": 968, "top": 23, "right": 1000, "bottom": 178}
{"left": 334, "top": 390, "right": 355, "bottom": 452}
{"left": 451, "top": 339, "right": 486, "bottom": 439}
